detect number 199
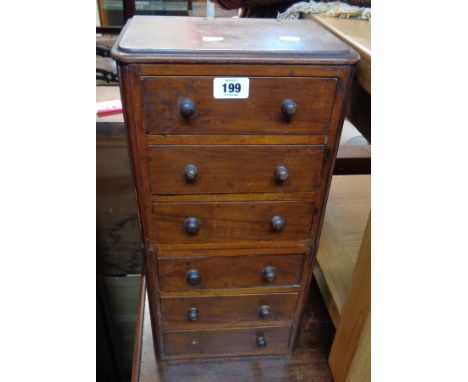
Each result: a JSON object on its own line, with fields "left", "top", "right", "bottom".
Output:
{"left": 222, "top": 83, "right": 241, "bottom": 93}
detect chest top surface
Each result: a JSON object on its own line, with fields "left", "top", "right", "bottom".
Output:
{"left": 111, "top": 16, "right": 359, "bottom": 65}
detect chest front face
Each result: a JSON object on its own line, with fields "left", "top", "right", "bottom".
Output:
{"left": 112, "top": 16, "right": 358, "bottom": 360}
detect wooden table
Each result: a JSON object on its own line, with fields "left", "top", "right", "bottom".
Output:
{"left": 312, "top": 16, "right": 370, "bottom": 94}
{"left": 311, "top": 15, "right": 371, "bottom": 143}
{"left": 306, "top": 15, "right": 371, "bottom": 382}
{"left": 313, "top": 175, "right": 370, "bottom": 327}
{"left": 132, "top": 275, "right": 336, "bottom": 381}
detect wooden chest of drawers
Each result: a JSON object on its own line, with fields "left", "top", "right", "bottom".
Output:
{"left": 112, "top": 16, "right": 358, "bottom": 360}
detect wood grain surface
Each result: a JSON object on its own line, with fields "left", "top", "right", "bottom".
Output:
{"left": 114, "top": 15, "right": 358, "bottom": 360}
{"left": 112, "top": 16, "right": 359, "bottom": 65}
{"left": 140, "top": 76, "right": 337, "bottom": 135}
{"left": 160, "top": 292, "right": 298, "bottom": 329}
{"left": 328, "top": 215, "right": 371, "bottom": 382}
{"left": 148, "top": 145, "right": 324, "bottom": 195}
{"left": 345, "top": 312, "right": 371, "bottom": 382}
{"left": 314, "top": 175, "right": 370, "bottom": 326}
{"left": 309, "top": 16, "right": 370, "bottom": 93}
{"left": 163, "top": 325, "right": 291, "bottom": 358}
{"left": 133, "top": 276, "right": 335, "bottom": 381}
{"left": 158, "top": 254, "right": 304, "bottom": 292}
{"left": 152, "top": 201, "right": 315, "bottom": 244}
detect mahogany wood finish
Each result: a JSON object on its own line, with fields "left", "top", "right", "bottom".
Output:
{"left": 152, "top": 201, "right": 316, "bottom": 244}
{"left": 158, "top": 254, "right": 305, "bottom": 292}
{"left": 164, "top": 325, "right": 291, "bottom": 357}
{"left": 148, "top": 145, "right": 324, "bottom": 194}
{"left": 140, "top": 76, "right": 337, "bottom": 135}
{"left": 112, "top": 16, "right": 358, "bottom": 360}
{"left": 160, "top": 293, "right": 298, "bottom": 329}
{"left": 133, "top": 276, "right": 336, "bottom": 381}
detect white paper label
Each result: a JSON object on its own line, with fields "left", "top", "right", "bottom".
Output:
{"left": 213, "top": 78, "right": 249, "bottom": 99}
{"left": 202, "top": 36, "right": 224, "bottom": 42}
{"left": 279, "top": 36, "right": 301, "bottom": 42}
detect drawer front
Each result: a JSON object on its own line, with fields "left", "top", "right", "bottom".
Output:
{"left": 140, "top": 76, "right": 337, "bottom": 135}
{"left": 152, "top": 201, "right": 315, "bottom": 244}
{"left": 158, "top": 254, "right": 304, "bottom": 292}
{"left": 161, "top": 293, "right": 298, "bottom": 328}
{"left": 164, "top": 326, "right": 291, "bottom": 357}
{"left": 149, "top": 145, "right": 324, "bottom": 195}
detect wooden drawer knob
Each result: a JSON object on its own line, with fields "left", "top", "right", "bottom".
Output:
{"left": 271, "top": 215, "right": 286, "bottom": 232}
{"left": 262, "top": 266, "right": 276, "bottom": 282}
{"left": 184, "top": 164, "right": 198, "bottom": 181}
{"left": 275, "top": 165, "right": 289, "bottom": 182}
{"left": 258, "top": 305, "right": 271, "bottom": 319}
{"left": 184, "top": 217, "right": 200, "bottom": 234}
{"left": 187, "top": 307, "right": 199, "bottom": 322}
{"left": 256, "top": 336, "right": 267, "bottom": 348}
{"left": 186, "top": 269, "right": 200, "bottom": 285}
{"left": 179, "top": 98, "right": 195, "bottom": 118}
{"left": 281, "top": 98, "right": 297, "bottom": 117}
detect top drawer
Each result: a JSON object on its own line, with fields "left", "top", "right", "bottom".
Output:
{"left": 140, "top": 76, "right": 337, "bottom": 135}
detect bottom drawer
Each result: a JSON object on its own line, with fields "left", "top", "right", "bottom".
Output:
{"left": 164, "top": 326, "right": 291, "bottom": 357}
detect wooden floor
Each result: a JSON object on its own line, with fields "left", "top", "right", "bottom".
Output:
{"left": 134, "top": 276, "right": 335, "bottom": 382}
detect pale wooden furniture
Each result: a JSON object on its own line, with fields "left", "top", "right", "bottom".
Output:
{"left": 306, "top": 15, "right": 371, "bottom": 382}
{"left": 312, "top": 16, "right": 370, "bottom": 94}
{"left": 313, "top": 175, "right": 370, "bottom": 327}
{"left": 328, "top": 215, "right": 370, "bottom": 382}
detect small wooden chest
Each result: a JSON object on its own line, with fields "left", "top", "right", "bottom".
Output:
{"left": 112, "top": 15, "right": 358, "bottom": 360}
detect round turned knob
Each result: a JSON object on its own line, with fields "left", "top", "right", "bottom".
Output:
{"left": 281, "top": 99, "right": 297, "bottom": 117}
{"left": 184, "top": 217, "right": 200, "bottom": 234}
{"left": 262, "top": 266, "right": 276, "bottom": 282}
{"left": 184, "top": 164, "right": 198, "bottom": 181}
{"left": 186, "top": 269, "right": 200, "bottom": 285}
{"left": 179, "top": 98, "right": 195, "bottom": 118}
{"left": 256, "top": 336, "right": 267, "bottom": 348}
{"left": 271, "top": 215, "right": 286, "bottom": 232}
{"left": 187, "top": 307, "right": 199, "bottom": 322}
{"left": 275, "top": 165, "right": 289, "bottom": 182}
{"left": 258, "top": 305, "right": 271, "bottom": 319}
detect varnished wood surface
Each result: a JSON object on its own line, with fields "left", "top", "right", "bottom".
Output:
{"left": 134, "top": 276, "right": 335, "bottom": 381}
{"left": 139, "top": 64, "right": 351, "bottom": 77}
{"left": 115, "top": 17, "right": 357, "bottom": 358}
{"left": 152, "top": 201, "right": 315, "bottom": 245}
{"left": 155, "top": 240, "right": 312, "bottom": 252}
{"left": 157, "top": 246, "right": 309, "bottom": 260}
{"left": 309, "top": 16, "right": 370, "bottom": 93}
{"left": 313, "top": 175, "right": 370, "bottom": 327}
{"left": 148, "top": 145, "right": 324, "bottom": 195}
{"left": 160, "top": 292, "right": 298, "bottom": 329}
{"left": 140, "top": 76, "right": 336, "bottom": 135}
{"left": 112, "top": 16, "right": 359, "bottom": 65}
{"left": 163, "top": 325, "right": 291, "bottom": 358}
{"left": 345, "top": 312, "right": 370, "bottom": 382}
{"left": 328, "top": 215, "right": 371, "bottom": 382}
{"left": 96, "top": 86, "right": 363, "bottom": 170}
{"left": 158, "top": 254, "right": 305, "bottom": 292}
{"left": 146, "top": 134, "right": 327, "bottom": 145}
{"left": 152, "top": 192, "right": 318, "bottom": 203}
